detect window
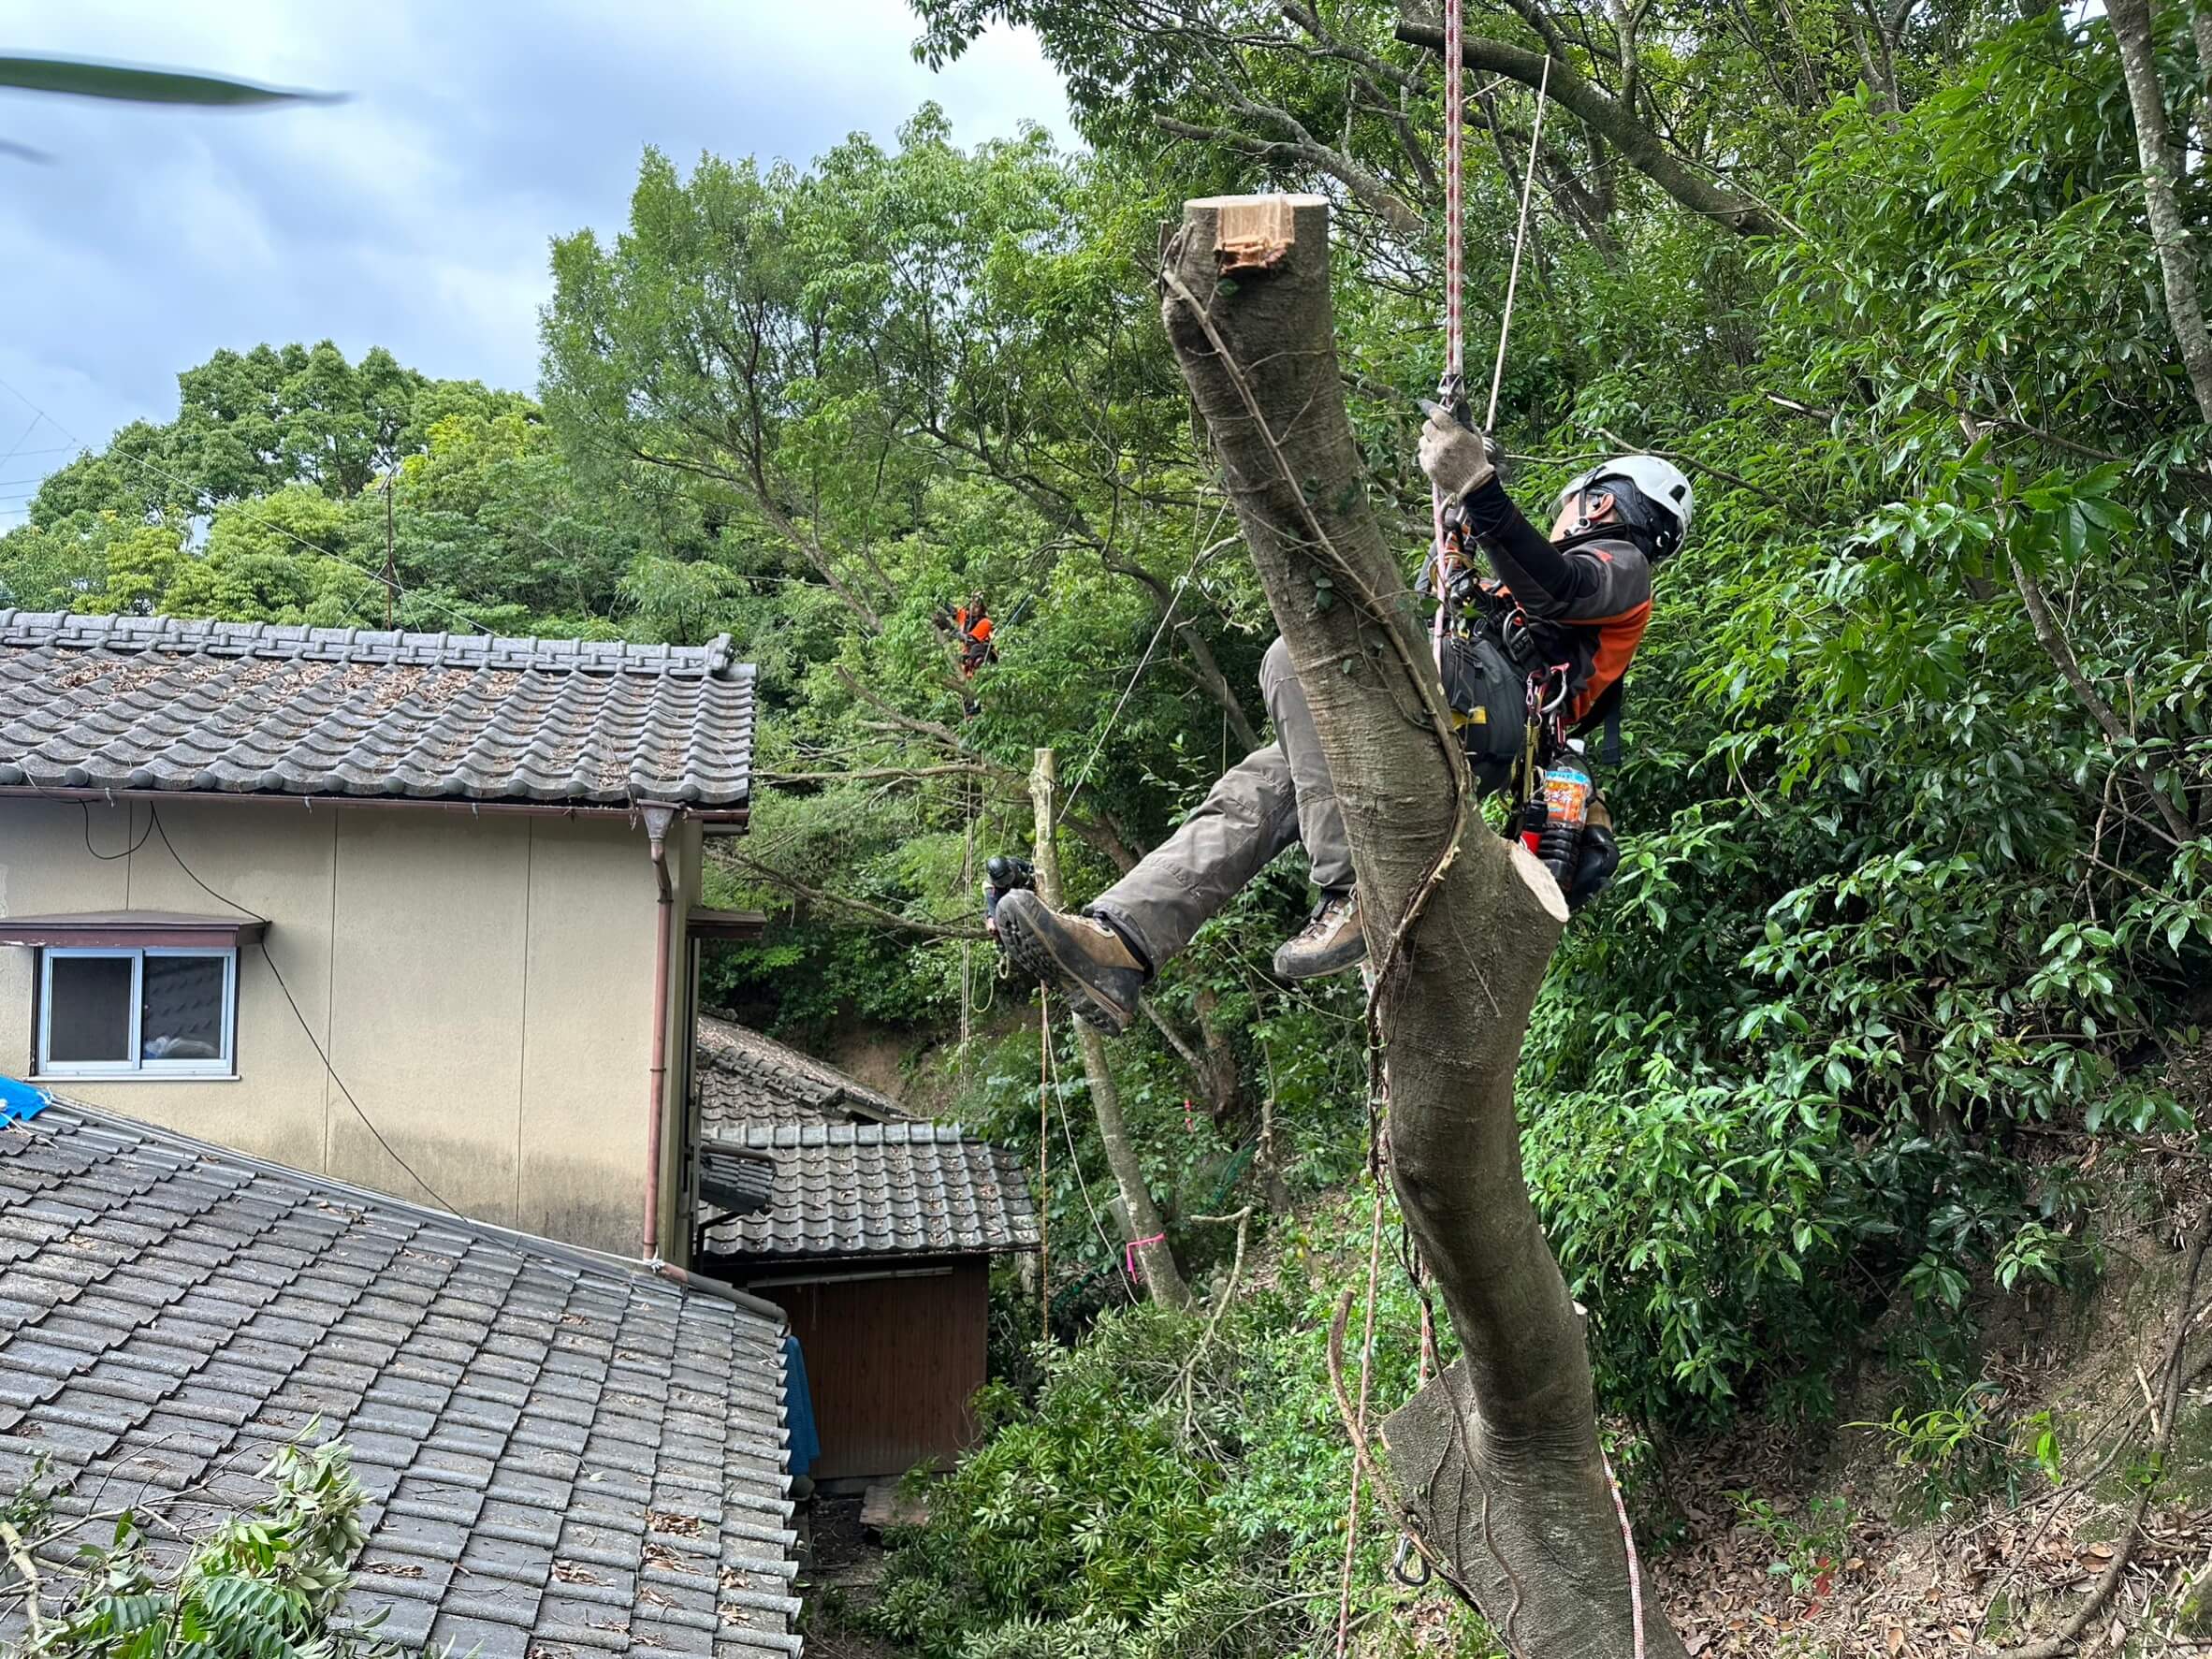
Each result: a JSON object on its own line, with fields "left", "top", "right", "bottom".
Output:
{"left": 38, "top": 948, "right": 237, "bottom": 1078}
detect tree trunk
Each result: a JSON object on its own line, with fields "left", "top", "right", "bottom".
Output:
{"left": 1028, "top": 748, "right": 1194, "bottom": 1310}
{"left": 1159, "top": 195, "right": 1683, "bottom": 1658}
{"left": 2108, "top": 0, "right": 2212, "bottom": 423}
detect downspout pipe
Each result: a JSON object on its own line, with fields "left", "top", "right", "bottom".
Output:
{"left": 641, "top": 804, "right": 678, "bottom": 1260}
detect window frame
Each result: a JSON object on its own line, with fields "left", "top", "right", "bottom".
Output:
{"left": 36, "top": 946, "right": 239, "bottom": 1081}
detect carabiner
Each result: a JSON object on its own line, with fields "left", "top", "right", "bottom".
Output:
{"left": 1390, "top": 1532, "right": 1432, "bottom": 1587}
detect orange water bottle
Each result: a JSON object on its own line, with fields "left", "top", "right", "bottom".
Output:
{"left": 1537, "top": 746, "right": 1591, "bottom": 890}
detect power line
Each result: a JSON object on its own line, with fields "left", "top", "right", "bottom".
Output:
{"left": 0, "top": 372, "right": 500, "bottom": 638}
{"left": 143, "top": 807, "right": 458, "bottom": 1214}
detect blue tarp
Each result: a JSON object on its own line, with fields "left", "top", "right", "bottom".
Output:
{"left": 0, "top": 1075, "right": 49, "bottom": 1127}
{"left": 782, "top": 1333, "right": 820, "bottom": 1480}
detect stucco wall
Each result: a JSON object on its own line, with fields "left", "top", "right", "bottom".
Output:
{"left": 0, "top": 797, "right": 677, "bottom": 1256}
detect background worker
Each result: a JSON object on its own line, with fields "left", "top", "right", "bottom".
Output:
{"left": 933, "top": 589, "right": 996, "bottom": 678}
{"left": 994, "top": 415, "right": 1691, "bottom": 1034}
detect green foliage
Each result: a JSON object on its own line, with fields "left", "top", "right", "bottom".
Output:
{"left": 1725, "top": 1493, "right": 1854, "bottom": 1598}
{"left": 1856, "top": 1375, "right": 2066, "bottom": 1519}
{"left": 5, "top": 1436, "right": 410, "bottom": 1659}
{"left": 871, "top": 1197, "right": 1498, "bottom": 1659}
{"left": 0, "top": 344, "right": 668, "bottom": 640}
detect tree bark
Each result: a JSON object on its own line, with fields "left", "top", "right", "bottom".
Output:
{"left": 1029, "top": 748, "right": 1194, "bottom": 1310}
{"left": 2108, "top": 0, "right": 2212, "bottom": 423}
{"left": 1397, "top": 10, "right": 1780, "bottom": 238}
{"left": 1159, "top": 194, "right": 1683, "bottom": 1657}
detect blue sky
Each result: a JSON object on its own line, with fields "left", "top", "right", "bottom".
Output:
{"left": 0, "top": 2, "right": 1071, "bottom": 526}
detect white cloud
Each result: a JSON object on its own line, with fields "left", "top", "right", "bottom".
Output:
{"left": 0, "top": 1, "right": 1073, "bottom": 495}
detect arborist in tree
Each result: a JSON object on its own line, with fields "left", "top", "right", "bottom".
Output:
{"left": 993, "top": 415, "right": 1693, "bottom": 1036}
{"left": 934, "top": 589, "right": 997, "bottom": 679}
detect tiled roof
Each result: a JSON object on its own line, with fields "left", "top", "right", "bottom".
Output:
{"left": 698, "top": 1144, "right": 779, "bottom": 1217}
{"left": 0, "top": 1099, "right": 800, "bottom": 1659}
{"left": 699, "top": 1123, "right": 1039, "bottom": 1262}
{"left": 696, "top": 1016, "right": 907, "bottom": 1130}
{"left": 0, "top": 610, "right": 754, "bottom": 808}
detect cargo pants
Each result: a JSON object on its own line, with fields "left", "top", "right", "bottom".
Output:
{"left": 1088, "top": 633, "right": 1523, "bottom": 973}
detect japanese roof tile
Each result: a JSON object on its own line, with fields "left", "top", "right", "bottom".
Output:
{"left": 0, "top": 1100, "right": 797, "bottom": 1657}
{"left": 0, "top": 610, "right": 753, "bottom": 809}
{"left": 697, "top": 1117, "right": 1038, "bottom": 1265}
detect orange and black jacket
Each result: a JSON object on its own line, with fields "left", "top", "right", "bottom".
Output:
{"left": 1455, "top": 474, "right": 1652, "bottom": 726}
{"left": 952, "top": 606, "right": 994, "bottom": 677}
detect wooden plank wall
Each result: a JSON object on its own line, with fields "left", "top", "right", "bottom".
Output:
{"left": 762, "top": 1258, "right": 989, "bottom": 1480}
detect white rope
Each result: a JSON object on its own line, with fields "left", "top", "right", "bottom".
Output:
{"left": 1485, "top": 56, "right": 1553, "bottom": 431}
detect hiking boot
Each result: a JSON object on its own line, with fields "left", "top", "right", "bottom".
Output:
{"left": 995, "top": 890, "right": 1146, "bottom": 1035}
{"left": 1273, "top": 889, "right": 1365, "bottom": 981}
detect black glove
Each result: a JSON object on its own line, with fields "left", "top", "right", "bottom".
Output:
{"left": 1565, "top": 824, "right": 1620, "bottom": 915}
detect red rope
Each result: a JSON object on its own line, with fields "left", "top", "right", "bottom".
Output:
{"left": 1444, "top": 0, "right": 1463, "bottom": 386}
{"left": 1602, "top": 1445, "right": 1647, "bottom": 1659}
{"left": 1430, "top": 0, "right": 1465, "bottom": 677}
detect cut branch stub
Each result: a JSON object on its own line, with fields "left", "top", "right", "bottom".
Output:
{"left": 1159, "top": 193, "right": 1683, "bottom": 1658}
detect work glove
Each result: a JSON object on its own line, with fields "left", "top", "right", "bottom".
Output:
{"left": 1565, "top": 823, "right": 1620, "bottom": 915}
{"left": 1419, "top": 412, "right": 1497, "bottom": 502}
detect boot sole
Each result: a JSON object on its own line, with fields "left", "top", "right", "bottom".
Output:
{"left": 1273, "top": 946, "right": 1371, "bottom": 986}
{"left": 1273, "top": 940, "right": 1369, "bottom": 982}
{"left": 997, "top": 900, "right": 1135, "bottom": 1036}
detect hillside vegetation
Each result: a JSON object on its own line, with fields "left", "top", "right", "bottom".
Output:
{"left": 5, "top": 0, "right": 2210, "bottom": 1650}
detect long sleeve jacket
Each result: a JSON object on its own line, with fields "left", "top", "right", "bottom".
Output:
{"left": 1444, "top": 475, "right": 1653, "bottom": 724}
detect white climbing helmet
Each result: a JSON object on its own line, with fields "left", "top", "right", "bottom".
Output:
{"left": 1558, "top": 454, "right": 1694, "bottom": 560}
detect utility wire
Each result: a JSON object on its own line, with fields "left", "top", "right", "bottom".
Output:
{"left": 79, "top": 800, "right": 154, "bottom": 860}
{"left": 144, "top": 807, "right": 458, "bottom": 1213}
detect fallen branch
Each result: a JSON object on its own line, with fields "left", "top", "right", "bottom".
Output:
{"left": 0, "top": 1521, "right": 44, "bottom": 1642}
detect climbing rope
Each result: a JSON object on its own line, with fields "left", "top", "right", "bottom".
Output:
{"left": 1332, "top": 1177, "right": 1390, "bottom": 1659}
{"left": 1040, "top": 997, "right": 1139, "bottom": 1306}
{"left": 1603, "top": 1444, "right": 1648, "bottom": 1659}
{"left": 1485, "top": 55, "right": 1552, "bottom": 432}
{"left": 1038, "top": 986, "right": 1052, "bottom": 1339}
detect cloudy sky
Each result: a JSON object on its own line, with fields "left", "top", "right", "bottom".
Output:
{"left": 0, "top": 2, "right": 1071, "bottom": 525}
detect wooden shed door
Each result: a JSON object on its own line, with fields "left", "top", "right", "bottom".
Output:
{"left": 764, "top": 1260, "right": 987, "bottom": 1481}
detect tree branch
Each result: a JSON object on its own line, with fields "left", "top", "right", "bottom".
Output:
{"left": 1154, "top": 112, "right": 1424, "bottom": 232}
{"left": 2106, "top": 0, "right": 2212, "bottom": 423}
{"left": 722, "top": 851, "right": 988, "bottom": 940}
{"left": 1395, "top": 9, "right": 1780, "bottom": 236}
